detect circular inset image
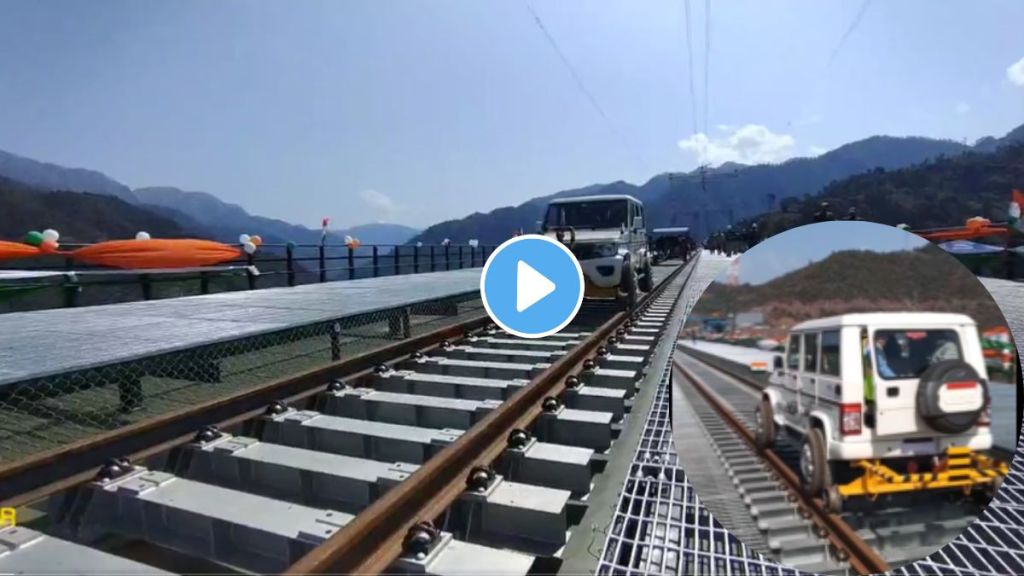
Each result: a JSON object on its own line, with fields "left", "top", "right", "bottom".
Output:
{"left": 672, "top": 221, "right": 1020, "bottom": 573}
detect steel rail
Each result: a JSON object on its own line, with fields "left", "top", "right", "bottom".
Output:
{"left": 284, "top": 264, "right": 688, "bottom": 575}
{"left": 0, "top": 313, "right": 491, "bottom": 508}
{"left": 674, "top": 358, "right": 890, "bottom": 575}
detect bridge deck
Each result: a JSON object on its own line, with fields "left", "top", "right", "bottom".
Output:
{"left": 0, "top": 268, "right": 482, "bottom": 386}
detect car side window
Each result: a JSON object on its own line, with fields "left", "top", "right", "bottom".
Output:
{"left": 786, "top": 334, "right": 801, "bottom": 370}
{"left": 803, "top": 333, "right": 819, "bottom": 373}
{"left": 820, "top": 330, "right": 840, "bottom": 376}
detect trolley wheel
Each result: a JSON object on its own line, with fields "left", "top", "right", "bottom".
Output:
{"left": 800, "top": 427, "right": 831, "bottom": 496}
{"left": 824, "top": 486, "right": 843, "bottom": 514}
{"left": 754, "top": 399, "right": 775, "bottom": 449}
{"left": 987, "top": 475, "right": 1005, "bottom": 500}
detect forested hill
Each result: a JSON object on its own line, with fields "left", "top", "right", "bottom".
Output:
{"left": 0, "top": 176, "right": 191, "bottom": 242}
{"left": 748, "top": 143, "right": 1024, "bottom": 236}
{"left": 694, "top": 245, "right": 1006, "bottom": 329}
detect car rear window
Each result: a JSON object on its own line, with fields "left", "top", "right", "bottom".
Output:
{"left": 872, "top": 329, "right": 963, "bottom": 380}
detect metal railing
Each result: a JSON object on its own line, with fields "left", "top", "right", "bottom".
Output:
{"left": 0, "top": 242, "right": 496, "bottom": 312}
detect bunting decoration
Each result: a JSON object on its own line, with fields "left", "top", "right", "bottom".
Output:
{"left": 70, "top": 239, "right": 244, "bottom": 269}
{"left": 0, "top": 241, "right": 41, "bottom": 261}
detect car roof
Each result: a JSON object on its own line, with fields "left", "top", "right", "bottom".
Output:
{"left": 547, "top": 194, "right": 641, "bottom": 205}
{"left": 790, "top": 312, "right": 977, "bottom": 332}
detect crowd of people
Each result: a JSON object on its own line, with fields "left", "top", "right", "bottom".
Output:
{"left": 813, "top": 201, "right": 861, "bottom": 222}
{"left": 703, "top": 223, "right": 762, "bottom": 256}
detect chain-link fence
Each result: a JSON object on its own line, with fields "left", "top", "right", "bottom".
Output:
{"left": 0, "top": 292, "right": 485, "bottom": 466}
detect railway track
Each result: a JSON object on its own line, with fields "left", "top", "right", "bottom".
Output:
{"left": 674, "top": 348, "right": 996, "bottom": 576}
{"left": 0, "top": 262, "right": 696, "bottom": 575}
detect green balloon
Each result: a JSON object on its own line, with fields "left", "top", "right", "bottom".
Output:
{"left": 24, "top": 231, "right": 43, "bottom": 246}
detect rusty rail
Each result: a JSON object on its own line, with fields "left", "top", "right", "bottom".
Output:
{"left": 285, "top": 265, "right": 687, "bottom": 575}
{"left": 0, "top": 314, "right": 491, "bottom": 508}
{"left": 673, "top": 358, "right": 890, "bottom": 575}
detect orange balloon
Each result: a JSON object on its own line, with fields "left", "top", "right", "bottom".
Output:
{"left": 250, "top": 235, "right": 263, "bottom": 246}
{"left": 71, "top": 239, "right": 243, "bottom": 269}
{"left": 40, "top": 239, "right": 60, "bottom": 254}
{"left": 0, "top": 240, "right": 41, "bottom": 261}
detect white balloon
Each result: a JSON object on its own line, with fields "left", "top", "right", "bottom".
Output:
{"left": 239, "top": 234, "right": 251, "bottom": 244}
{"left": 344, "top": 235, "right": 354, "bottom": 244}
{"left": 468, "top": 239, "right": 479, "bottom": 247}
{"left": 416, "top": 241, "right": 423, "bottom": 248}
{"left": 42, "top": 229, "right": 60, "bottom": 242}
{"left": 135, "top": 231, "right": 151, "bottom": 241}
{"left": 243, "top": 241, "right": 257, "bottom": 254}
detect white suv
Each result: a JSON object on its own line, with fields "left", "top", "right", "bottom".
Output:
{"left": 541, "top": 194, "right": 653, "bottom": 309}
{"left": 755, "top": 313, "right": 999, "bottom": 508}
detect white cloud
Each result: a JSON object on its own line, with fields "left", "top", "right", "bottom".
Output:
{"left": 716, "top": 124, "right": 734, "bottom": 132}
{"left": 678, "top": 124, "right": 797, "bottom": 166}
{"left": 807, "top": 145, "right": 829, "bottom": 157}
{"left": 359, "top": 189, "right": 398, "bottom": 218}
{"left": 1008, "top": 57, "right": 1024, "bottom": 86}
{"left": 955, "top": 101, "right": 971, "bottom": 115}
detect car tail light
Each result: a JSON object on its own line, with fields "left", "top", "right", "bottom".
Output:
{"left": 840, "top": 403, "right": 862, "bottom": 436}
{"left": 945, "top": 380, "right": 978, "bottom": 390}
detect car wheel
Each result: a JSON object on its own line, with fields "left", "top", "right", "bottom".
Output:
{"left": 754, "top": 399, "right": 775, "bottom": 449}
{"left": 638, "top": 260, "right": 654, "bottom": 292}
{"left": 800, "top": 427, "right": 831, "bottom": 495}
{"left": 917, "top": 360, "right": 987, "bottom": 434}
{"left": 621, "top": 263, "right": 638, "bottom": 310}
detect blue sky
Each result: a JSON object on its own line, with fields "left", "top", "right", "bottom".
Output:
{"left": 0, "top": 1, "right": 1022, "bottom": 229}
{"left": 730, "top": 221, "right": 930, "bottom": 284}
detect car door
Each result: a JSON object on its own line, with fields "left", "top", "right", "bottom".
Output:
{"left": 800, "top": 332, "right": 819, "bottom": 418}
{"left": 782, "top": 333, "right": 802, "bottom": 426}
{"left": 816, "top": 329, "right": 843, "bottom": 408}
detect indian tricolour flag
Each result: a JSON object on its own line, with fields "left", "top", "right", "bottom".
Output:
{"left": 1010, "top": 189, "right": 1024, "bottom": 233}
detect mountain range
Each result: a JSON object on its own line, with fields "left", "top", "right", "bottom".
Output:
{"left": 410, "top": 123, "right": 1024, "bottom": 244}
{"left": 0, "top": 149, "right": 419, "bottom": 246}
{"left": 1, "top": 121, "right": 1021, "bottom": 248}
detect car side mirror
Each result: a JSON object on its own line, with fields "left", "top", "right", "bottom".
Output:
{"left": 634, "top": 216, "right": 644, "bottom": 230}
{"left": 773, "top": 355, "right": 784, "bottom": 370}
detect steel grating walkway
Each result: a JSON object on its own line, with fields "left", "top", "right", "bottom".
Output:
{"left": 597, "top": 253, "right": 1024, "bottom": 576}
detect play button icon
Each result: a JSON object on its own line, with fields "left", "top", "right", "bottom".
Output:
{"left": 481, "top": 234, "right": 584, "bottom": 339}
{"left": 516, "top": 260, "right": 556, "bottom": 312}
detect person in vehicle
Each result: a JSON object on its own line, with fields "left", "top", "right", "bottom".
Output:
{"left": 813, "top": 201, "right": 836, "bottom": 222}
{"left": 861, "top": 332, "right": 877, "bottom": 426}
{"left": 871, "top": 333, "right": 897, "bottom": 378}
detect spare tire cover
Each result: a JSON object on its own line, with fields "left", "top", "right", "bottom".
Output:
{"left": 916, "top": 360, "right": 988, "bottom": 434}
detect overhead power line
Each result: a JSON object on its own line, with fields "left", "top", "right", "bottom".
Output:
{"left": 702, "top": 0, "right": 711, "bottom": 137}
{"left": 828, "top": 0, "right": 873, "bottom": 66}
{"left": 682, "top": 0, "right": 699, "bottom": 137}
{"left": 525, "top": 2, "right": 652, "bottom": 173}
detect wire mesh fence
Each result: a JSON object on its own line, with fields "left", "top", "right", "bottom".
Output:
{"left": 0, "top": 292, "right": 485, "bottom": 466}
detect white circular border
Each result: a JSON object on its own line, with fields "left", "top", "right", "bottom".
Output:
{"left": 479, "top": 234, "right": 585, "bottom": 339}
